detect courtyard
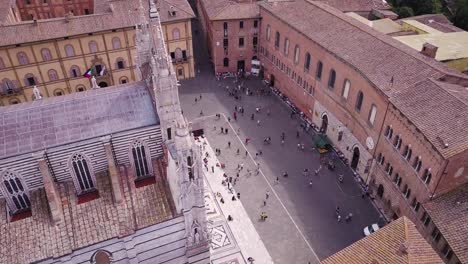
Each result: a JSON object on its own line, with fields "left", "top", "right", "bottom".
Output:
{"left": 176, "top": 17, "right": 384, "bottom": 264}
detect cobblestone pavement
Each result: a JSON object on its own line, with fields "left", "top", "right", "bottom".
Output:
{"left": 178, "top": 16, "right": 383, "bottom": 263}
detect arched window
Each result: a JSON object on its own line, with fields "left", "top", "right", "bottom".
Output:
{"left": 368, "top": 104, "right": 377, "bottom": 125}
{"left": 404, "top": 188, "right": 411, "bottom": 199}
{"left": 393, "top": 134, "right": 402, "bottom": 149}
{"left": 266, "top": 25, "right": 271, "bottom": 41}
{"left": 9, "top": 98, "right": 20, "bottom": 105}
{"left": 130, "top": 139, "right": 153, "bottom": 178}
{"left": 48, "top": 69, "right": 59, "bottom": 81}
{"left": 88, "top": 41, "right": 98, "bottom": 53}
{"left": 223, "top": 57, "right": 229, "bottom": 67}
{"left": 304, "top": 52, "right": 311, "bottom": 72}
{"left": 413, "top": 156, "right": 422, "bottom": 172}
{"left": 403, "top": 145, "right": 412, "bottom": 160}
{"left": 0, "top": 170, "right": 31, "bottom": 213}
{"left": 70, "top": 65, "right": 81, "bottom": 78}
{"left": 328, "top": 69, "right": 336, "bottom": 89}
{"left": 422, "top": 168, "right": 432, "bottom": 185}
{"left": 293, "top": 45, "right": 300, "bottom": 64}
{"left": 24, "top": 73, "right": 37, "bottom": 86}
{"left": 172, "top": 28, "right": 181, "bottom": 40}
{"left": 69, "top": 152, "right": 96, "bottom": 194}
{"left": 0, "top": 57, "right": 5, "bottom": 69}
{"left": 115, "top": 58, "right": 125, "bottom": 69}
{"left": 64, "top": 44, "right": 75, "bottom": 57}
{"left": 53, "top": 89, "right": 64, "bottom": 96}
{"left": 342, "top": 79, "right": 350, "bottom": 99}
{"left": 41, "top": 48, "right": 52, "bottom": 61}
{"left": 274, "top": 31, "right": 280, "bottom": 48}
{"left": 355, "top": 91, "right": 364, "bottom": 112}
{"left": 316, "top": 61, "right": 323, "bottom": 80}
{"left": 76, "top": 85, "right": 86, "bottom": 92}
{"left": 394, "top": 173, "right": 402, "bottom": 187}
{"left": 17, "top": 52, "right": 29, "bottom": 65}
{"left": 91, "top": 249, "right": 113, "bottom": 264}
{"left": 112, "top": 37, "right": 121, "bottom": 49}
{"left": 284, "top": 38, "right": 289, "bottom": 55}
{"left": 2, "top": 78, "right": 17, "bottom": 94}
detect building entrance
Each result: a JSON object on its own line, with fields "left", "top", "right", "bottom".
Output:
{"left": 351, "top": 147, "right": 360, "bottom": 170}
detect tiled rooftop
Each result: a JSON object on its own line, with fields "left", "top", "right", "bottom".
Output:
{"left": 0, "top": 82, "right": 159, "bottom": 159}
{"left": 0, "top": 0, "right": 194, "bottom": 46}
{"left": 322, "top": 217, "right": 443, "bottom": 264}
{"left": 319, "top": 0, "right": 391, "bottom": 12}
{"left": 398, "top": 14, "right": 465, "bottom": 33}
{"left": 260, "top": 0, "right": 468, "bottom": 158}
{"left": 200, "top": 0, "right": 260, "bottom": 20}
{"left": 0, "top": 163, "right": 174, "bottom": 264}
{"left": 424, "top": 184, "right": 468, "bottom": 263}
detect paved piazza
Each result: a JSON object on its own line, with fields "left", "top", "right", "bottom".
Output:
{"left": 177, "top": 18, "right": 384, "bottom": 263}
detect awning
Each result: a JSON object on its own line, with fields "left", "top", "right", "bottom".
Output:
{"left": 314, "top": 134, "right": 331, "bottom": 149}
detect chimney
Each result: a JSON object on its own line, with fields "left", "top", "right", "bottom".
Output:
{"left": 396, "top": 241, "right": 409, "bottom": 256}
{"left": 420, "top": 42, "right": 438, "bottom": 58}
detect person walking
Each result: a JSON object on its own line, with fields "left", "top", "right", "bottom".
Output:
{"left": 237, "top": 148, "right": 240, "bottom": 155}
{"left": 211, "top": 166, "right": 214, "bottom": 173}
{"left": 251, "top": 113, "right": 255, "bottom": 120}
{"left": 221, "top": 127, "right": 224, "bottom": 133}
{"left": 274, "top": 176, "right": 280, "bottom": 184}
{"left": 228, "top": 141, "right": 231, "bottom": 148}
{"left": 225, "top": 128, "right": 228, "bottom": 134}
{"left": 266, "top": 190, "right": 270, "bottom": 200}
{"left": 228, "top": 117, "right": 231, "bottom": 122}
{"left": 257, "top": 120, "right": 261, "bottom": 126}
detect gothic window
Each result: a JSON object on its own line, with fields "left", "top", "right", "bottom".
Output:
{"left": 384, "top": 125, "right": 393, "bottom": 139}
{"left": 422, "top": 168, "right": 432, "bottom": 185}
{"left": 112, "top": 37, "right": 121, "bottom": 49}
{"left": 293, "top": 45, "right": 300, "bottom": 64}
{"left": 274, "top": 31, "right": 280, "bottom": 48}
{"left": 355, "top": 91, "right": 364, "bottom": 112}
{"left": 342, "top": 79, "right": 350, "bottom": 99}
{"left": 316, "top": 61, "right": 323, "bottom": 80}
{"left": 115, "top": 58, "right": 125, "bottom": 69}
{"left": 393, "top": 173, "right": 402, "bottom": 187}
{"left": 328, "top": 69, "right": 336, "bottom": 89}
{"left": 64, "top": 44, "right": 75, "bottom": 57}
{"left": 48, "top": 69, "right": 59, "bottom": 81}
{"left": 69, "top": 153, "right": 96, "bottom": 194}
{"left": 403, "top": 145, "right": 412, "bottom": 161}
{"left": 304, "top": 52, "right": 311, "bottom": 72}
{"left": 130, "top": 139, "right": 152, "bottom": 178}
{"left": 89, "top": 41, "right": 98, "bottom": 53}
{"left": 413, "top": 156, "right": 422, "bottom": 172}
{"left": 172, "top": 28, "right": 181, "bottom": 40}
{"left": 0, "top": 170, "right": 31, "bottom": 213}
{"left": 404, "top": 187, "right": 411, "bottom": 199}
{"left": 24, "top": 73, "right": 37, "bottom": 86}
{"left": 70, "top": 65, "right": 81, "bottom": 78}
{"left": 393, "top": 134, "right": 402, "bottom": 149}
{"left": 41, "top": 48, "right": 52, "bottom": 61}
{"left": 17, "top": 52, "right": 29, "bottom": 65}
{"left": 284, "top": 38, "right": 289, "bottom": 56}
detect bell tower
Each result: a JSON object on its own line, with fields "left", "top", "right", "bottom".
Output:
{"left": 135, "top": 0, "right": 210, "bottom": 261}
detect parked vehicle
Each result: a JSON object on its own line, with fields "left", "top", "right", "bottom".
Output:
{"left": 363, "top": 223, "right": 380, "bottom": 236}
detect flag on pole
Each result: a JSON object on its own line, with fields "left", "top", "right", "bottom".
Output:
{"left": 83, "top": 68, "right": 93, "bottom": 78}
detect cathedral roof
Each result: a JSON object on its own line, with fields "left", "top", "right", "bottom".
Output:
{"left": 0, "top": 81, "right": 159, "bottom": 159}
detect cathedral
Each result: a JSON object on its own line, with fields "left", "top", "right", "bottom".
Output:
{"left": 0, "top": 1, "right": 210, "bottom": 263}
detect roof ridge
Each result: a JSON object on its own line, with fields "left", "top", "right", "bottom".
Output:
{"left": 212, "top": 1, "right": 236, "bottom": 19}
{"left": 402, "top": 217, "right": 412, "bottom": 264}
{"left": 304, "top": 0, "right": 468, "bottom": 82}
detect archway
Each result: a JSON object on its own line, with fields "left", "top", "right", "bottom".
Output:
{"left": 98, "top": 82, "right": 108, "bottom": 88}
{"left": 351, "top": 146, "right": 360, "bottom": 170}
{"left": 377, "top": 184, "right": 384, "bottom": 198}
{"left": 320, "top": 114, "right": 328, "bottom": 134}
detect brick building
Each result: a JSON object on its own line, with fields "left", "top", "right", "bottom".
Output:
{"left": 0, "top": 0, "right": 195, "bottom": 106}
{"left": 257, "top": 0, "right": 467, "bottom": 262}
{"left": 197, "top": 0, "right": 260, "bottom": 74}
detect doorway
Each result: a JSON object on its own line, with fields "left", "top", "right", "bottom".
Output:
{"left": 98, "top": 82, "right": 108, "bottom": 88}
{"left": 320, "top": 114, "right": 328, "bottom": 134}
{"left": 237, "top": 60, "right": 245, "bottom": 73}
{"left": 351, "top": 147, "right": 360, "bottom": 170}
{"left": 270, "top": 74, "right": 275, "bottom": 87}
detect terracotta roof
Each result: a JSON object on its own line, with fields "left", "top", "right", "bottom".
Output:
{"left": 398, "top": 14, "right": 464, "bottom": 33}
{"left": 424, "top": 184, "right": 468, "bottom": 263}
{"left": 319, "top": 0, "right": 391, "bottom": 12}
{"left": 200, "top": 0, "right": 260, "bottom": 20}
{"left": 322, "top": 217, "right": 443, "bottom": 264}
{"left": 0, "top": 82, "right": 159, "bottom": 159}
{"left": 260, "top": 0, "right": 468, "bottom": 158}
{"left": 0, "top": 0, "right": 193, "bottom": 47}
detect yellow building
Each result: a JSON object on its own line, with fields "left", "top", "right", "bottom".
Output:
{"left": 0, "top": 0, "right": 195, "bottom": 106}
